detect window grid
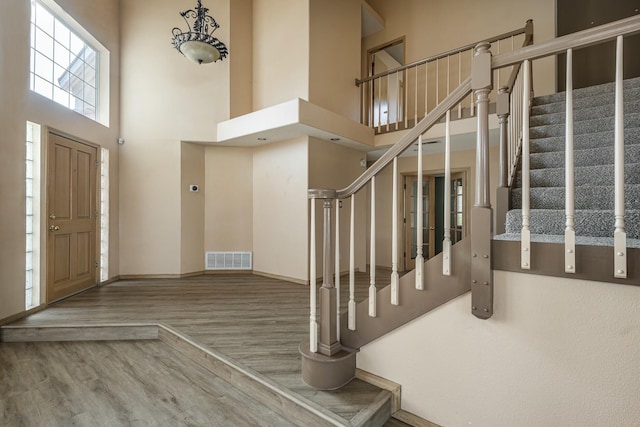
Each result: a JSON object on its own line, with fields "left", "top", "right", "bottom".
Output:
{"left": 100, "top": 148, "right": 109, "bottom": 282}
{"left": 30, "top": 0, "right": 98, "bottom": 121}
{"left": 25, "top": 126, "right": 35, "bottom": 309}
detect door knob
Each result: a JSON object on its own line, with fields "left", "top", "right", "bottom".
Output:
{"left": 429, "top": 226, "right": 435, "bottom": 230}
{"left": 49, "top": 225, "right": 60, "bottom": 231}
{"left": 49, "top": 214, "right": 56, "bottom": 219}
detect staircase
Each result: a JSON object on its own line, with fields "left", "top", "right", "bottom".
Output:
{"left": 499, "top": 76, "right": 640, "bottom": 246}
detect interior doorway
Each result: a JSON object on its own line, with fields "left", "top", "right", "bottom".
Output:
{"left": 47, "top": 131, "right": 98, "bottom": 302}
{"left": 368, "top": 38, "right": 405, "bottom": 127}
{"left": 404, "top": 172, "right": 466, "bottom": 270}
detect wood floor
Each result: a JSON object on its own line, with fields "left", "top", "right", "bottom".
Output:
{"left": 2, "top": 272, "right": 401, "bottom": 426}
{"left": 0, "top": 340, "right": 296, "bottom": 426}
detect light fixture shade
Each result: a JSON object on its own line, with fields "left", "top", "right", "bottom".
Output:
{"left": 179, "top": 40, "right": 221, "bottom": 64}
{"left": 171, "top": 0, "right": 228, "bottom": 64}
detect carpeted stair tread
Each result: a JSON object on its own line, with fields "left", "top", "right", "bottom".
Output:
{"left": 529, "top": 144, "right": 640, "bottom": 169}
{"left": 511, "top": 184, "right": 640, "bottom": 210}
{"left": 530, "top": 98, "right": 640, "bottom": 126}
{"left": 513, "top": 162, "right": 640, "bottom": 188}
{"left": 530, "top": 127, "right": 640, "bottom": 153}
{"left": 532, "top": 76, "right": 640, "bottom": 106}
{"left": 504, "top": 209, "right": 640, "bottom": 239}
{"left": 530, "top": 112, "right": 640, "bottom": 139}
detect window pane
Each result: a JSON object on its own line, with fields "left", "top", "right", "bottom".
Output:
{"left": 70, "top": 32, "right": 83, "bottom": 56}
{"left": 54, "top": 42, "right": 70, "bottom": 68}
{"left": 35, "top": 28, "right": 54, "bottom": 58}
{"left": 54, "top": 19, "right": 70, "bottom": 48}
{"left": 34, "top": 75, "right": 52, "bottom": 98}
{"left": 84, "top": 82, "right": 95, "bottom": 106}
{"left": 53, "top": 85, "right": 70, "bottom": 107}
{"left": 35, "top": 3, "right": 54, "bottom": 34}
{"left": 34, "top": 51, "right": 53, "bottom": 81}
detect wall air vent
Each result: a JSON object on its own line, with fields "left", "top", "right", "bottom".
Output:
{"left": 205, "top": 252, "right": 252, "bottom": 270}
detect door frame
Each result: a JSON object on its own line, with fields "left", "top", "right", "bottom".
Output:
{"left": 44, "top": 127, "right": 101, "bottom": 303}
{"left": 401, "top": 168, "right": 470, "bottom": 271}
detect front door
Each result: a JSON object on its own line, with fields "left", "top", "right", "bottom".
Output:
{"left": 47, "top": 132, "right": 98, "bottom": 302}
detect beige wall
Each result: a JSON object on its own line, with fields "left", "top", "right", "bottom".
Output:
{"left": 229, "top": 0, "right": 253, "bottom": 118}
{"left": 0, "top": 0, "right": 120, "bottom": 320}
{"left": 358, "top": 272, "right": 640, "bottom": 426}
{"left": 253, "top": 138, "right": 309, "bottom": 282}
{"left": 308, "top": 138, "right": 368, "bottom": 276}
{"left": 365, "top": 0, "right": 557, "bottom": 96}
{"left": 309, "top": 0, "right": 362, "bottom": 122}
{"left": 181, "top": 143, "right": 205, "bottom": 274}
{"left": 252, "top": 0, "right": 309, "bottom": 110}
{"left": 204, "top": 146, "right": 253, "bottom": 253}
{"left": 119, "top": 0, "right": 231, "bottom": 276}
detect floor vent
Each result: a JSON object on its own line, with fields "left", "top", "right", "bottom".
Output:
{"left": 205, "top": 252, "right": 252, "bottom": 270}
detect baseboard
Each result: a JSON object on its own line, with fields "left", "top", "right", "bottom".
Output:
{"left": 0, "top": 304, "right": 47, "bottom": 326}
{"left": 119, "top": 271, "right": 205, "bottom": 280}
{"left": 393, "top": 409, "right": 441, "bottom": 427}
{"left": 252, "top": 270, "right": 308, "bottom": 285}
{"left": 356, "top": 368, "right": 401, "bottom": 413}
{"left": 204, "top": 270, "right": 254, "bottom": 275}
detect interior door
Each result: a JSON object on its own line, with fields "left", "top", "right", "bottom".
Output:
{"left": 47, "top": 132, "right": 98, "bottom": 302}
{"left": 404, "top": 175, "right": 435, "bottom": 270}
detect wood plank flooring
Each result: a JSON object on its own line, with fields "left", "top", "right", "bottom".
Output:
{"left": 4, "top": 272, "right": 397, "bottom": 425}
{"left": 0, "top": 340, "right": 296, "bottom": 426}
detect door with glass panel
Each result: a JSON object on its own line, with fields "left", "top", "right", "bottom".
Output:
{"left": 404, "top": 175, "right": 435, "bottom": 270}
{"left": 46, "top": 132, "right": 98, "bottom": 302}
{"left": 404, "top": 172, "right": 466, "bottom": 270}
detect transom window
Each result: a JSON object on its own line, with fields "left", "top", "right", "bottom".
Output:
{"left": 29, "top": 0, "right": 98, "bottom": 121}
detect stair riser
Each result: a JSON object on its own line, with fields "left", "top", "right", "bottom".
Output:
{"left": 530, "top": 113, "right": 640, "bottom": 139}
{"left": 531, "top": 128, "right": 640, "bottom": 153}
{"left": 511, "top": 185, "right": 640, "bottom": 210}
{"left": 532, "top": 77, "right": 640, "bottom": 106}
{"left": 530, "top": 99, "right": 640, "bottom": 127}
{"left": 514, "top": 164, "right": 640, "bottom": 188}
{"left": 531, "top": 87, "right": 640, "bottom": 115}
{"left": 529, "top": 145, "right": 640, "bottom": 170}
{"left": 505, "top": 209, "right": 640, "bottom": 239}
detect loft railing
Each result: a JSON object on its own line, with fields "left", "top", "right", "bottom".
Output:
{"left": 357, "top": 20, "right": 533, "bottom": 133}
{"left": 302, "top": 15, "right": 640, "bottom": 390}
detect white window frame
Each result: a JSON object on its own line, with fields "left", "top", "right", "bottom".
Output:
{"left": 29, "top": 0, "right": 110, "bottom": 126}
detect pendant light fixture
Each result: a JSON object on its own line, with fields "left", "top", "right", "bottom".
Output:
{"left": 171, "top": 0, "right": 228, "bottom": 64}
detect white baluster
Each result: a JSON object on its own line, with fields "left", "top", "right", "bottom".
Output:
{"left": 425, "top": 61, "right": 429, "bottom": 118}
{"left": 369, "top": 177, "right": 377, "bottom": 316}
{"left": 309, "top": 198, "right": 318, "bottom": 352}
{"left": 386, "top": 74, "right": 391, "bottom": 132}
{"left": 521, "top": 59, "right": 531, "bottom": 270}
{"left": 443, "top": 110, "right": 452, "bottom": 276}
{"left": 377, "top": 76, "right": 382, "bottom": 133}
{"left": 470, "top": 49, "right": 475, "bottom": 116}
{"left": 565, "top": 49, "right": 576, "bottom": 274}
{"left": 414, "top": 66, "right": 418, "bottom": 126}
{"left": 614, "top": 35, "right": 627, "bottom": 279}
{"left": 396, "top": 71, "right": 400, "bottom": 131}
{"left": 335, "top": 197, "right": 340, "bottom": 340}
{"left": 348, "top": 194, "right": 356, "bottom": 330}
{"left": 391, "top": 157, "right": 400, "bottom": 305}
{"left": 435, "top": 59, "right": 439, "bottom": 105}
{"left": 416, "top": 135, "right": 424, "bottom": 290}
{"left": 458, "top": 52, "right": 462, "bottom": 119}
{"left": 404, "top": 70, "right": 408, "bottom": 129}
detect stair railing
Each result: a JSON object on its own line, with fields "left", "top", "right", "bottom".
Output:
{"left": 357, "top": 21, "right": 532, "bottom": 134}
{"left": 493, "top": 15, "right": 640, "bottom": 278}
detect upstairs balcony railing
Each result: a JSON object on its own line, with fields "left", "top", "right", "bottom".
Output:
{"left": 357, "top": 20, "right": 533, "bottom": 133}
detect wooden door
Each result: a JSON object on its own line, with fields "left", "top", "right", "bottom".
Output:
{"left": 47, "top": 132, "right": 98, "bottom": 302}
{"left": 404, "top": 175, "right": 435, "bottom": 270}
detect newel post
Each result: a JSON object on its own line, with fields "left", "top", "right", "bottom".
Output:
{"left": 471, "top": 42, "right": 494, "bottom": 319}
{"left": 495, "top": 86, "right": 511, "bottom": 235}
{"left": 312, "top": 189, "right": 342, "bottom": 356}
